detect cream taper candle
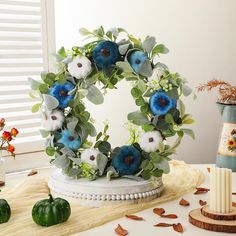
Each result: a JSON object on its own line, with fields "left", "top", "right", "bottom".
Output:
{"left": 209, "top": 167, "right": 232, "bottom": 213}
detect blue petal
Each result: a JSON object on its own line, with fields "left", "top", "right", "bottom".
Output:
{"left": 58, "top": 129, "right": 81, "bottom": 151}
{"left": 112, "top": 145, "right": 141, "bottom": 175}
{"left": 129, "top": 51, "right": 148, "bottom": 73}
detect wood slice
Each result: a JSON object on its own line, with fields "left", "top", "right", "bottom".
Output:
{"left": 189, "top": 208, "right": 236, "bottom": 233}
{"left": 201, "top": 205, "right": 236, "bottom": 221}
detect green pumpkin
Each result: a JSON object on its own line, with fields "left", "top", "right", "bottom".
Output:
{"left": 32, "top": 194, "right": 71, "bottom": 227}
{"left": 0, "top": 198, "right": 11, "bottom": 224}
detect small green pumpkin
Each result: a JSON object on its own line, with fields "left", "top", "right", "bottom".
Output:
{"left": 32, "top": 194, "right": 71, "bottom": 227}
{"left": 0, "top": 198, "right": 11, "bottom": 224}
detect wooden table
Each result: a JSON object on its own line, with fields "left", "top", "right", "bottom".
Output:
{"left": 2, "top": 164, "right": 236, "bottom": 236}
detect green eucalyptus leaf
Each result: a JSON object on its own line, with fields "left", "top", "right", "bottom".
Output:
{"left": 151, "top": 169, "right": 163, "bottom": 177}
{"left": 98, "top": 141, "right": 111, "bottom": 155}
{"left": 106, "top": 166, "right": 119, "bottom": 181}
{"left": 28, "top": 77, "right": 42, "bottom": 90}
{"left": 31, "top": 103, "right": 41, "bottom": 113}
{"left": 39, "top": 84, "right": 49, "bottom": 94}
{"left": 61, "top": 147, "right": 76, "bottom": 157}
{"left": 137, "top": 79, "right": 147, "bottom": 93}
{"left": 181, "top": 128, "right": 195, "bottom": 139}
{"left": 142, "top": 124, "right": 155, "bottom": 132}
{"left": 39, "top": 129, "right": 50, "bottom": 138}
{"left": 67, "top": 117, "right": 78, "bottom": 131}
{"left": 57, "top": 46, "right": 67, "bottom": 58}
{"left": 152, "top": 44, "right": 169, "bottom": 57}
{"left": 79, "top": 27, "right": 92, "bottom": 36}
{"left": 127, "top": 111, "right": 150, "bottom": 126}
{"left": 96, "top": 153, "right": 108, "bottom": 175}
{"left": 128, "top": 35, "right": 142, "bottom": 46}
{"left": 116, "top": 61, "right": 134, "bottom": 73}
{"left": 177, "top": 99, "right": 185, "bottom": 117}
{"left": 155, "top": 158, "right": 170, "bottom": 174}
{"left": 118, "top": 44, "right": 130, "bottom": 55}
{"left": 139, "top": 60, "right": 153, "bottom": 77}
{"left": 182, "top": 84, "right": 192, "bottom": 96}
{"left": 86, "top": 122, "right": 97, "bottom": 137}
{"left": 52, "top": 155, "right": 70, "bottom": 169}
{"left": 142, "top": 36, "right": 156, "bottom": 53}
{"left": 131, "top": 87, "right": 142, "bottom": 98}
{"left": 166, "top": 88, "right": 178, "bottom": 99}
{"left": 43, "top": 94, "right": 59, "bottom": 111}
{"left": 45, "top": 147, "right": 55, "bottom": 156}
{"left": 86, "top": 85, "right": 104, "bottom": 105}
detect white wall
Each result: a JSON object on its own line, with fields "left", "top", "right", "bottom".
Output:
{"left": 54, "top": 0, "right": 236, "bottom": 164}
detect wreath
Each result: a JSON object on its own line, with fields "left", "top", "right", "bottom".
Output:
{"left": 29, "top": 26, "right": 194, "bottom": 181}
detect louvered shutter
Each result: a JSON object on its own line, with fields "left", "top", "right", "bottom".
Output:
{"left": 0, "top": 0, "right": 55, "bottom": 155}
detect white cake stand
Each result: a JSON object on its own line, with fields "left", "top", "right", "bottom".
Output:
{"left": 48, "top": 169, "right": 164, "bottom": 206}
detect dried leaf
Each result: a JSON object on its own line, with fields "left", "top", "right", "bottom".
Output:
{"left": 28, "top": 170, "right": 38, "bottom": 176}
{"left": 154, "top": 223, "right": 173, "bottom": 227}
{"left": 207, "top": 168, "right": 210, "bottom": 173}
{"left": 115, "top": 224, "right": 128, "bottom": 236}
{"left": 232, "top": 193, "right": 236, "bottom": 195}
{"left": 0, "top": 181, "right": 5, "bottom": 187}
{"left": 199, "top": 200, "right": 207, "bottom": 206}
{"left": 173, "top": 223, "right": 184, "bottom": 233}
{"left": 125, "top": 215, "right": 144, "bottom": 221}
{"left": 161, "top": 214, "right": 178, "bottom": 219}
{"left": 196, "top": 187, "right": 210, "bottom": 191}
{"left": 232, "top": 202, "right": 236, "bottom": 207}
{"left": 179, "top": 198, "right": 190, "bottom": 206}
{"left": 153, "top": 208, "right": 165, "bottom": 216}
{"left": 194, "top": 187, "right": 209, "bottom": 195}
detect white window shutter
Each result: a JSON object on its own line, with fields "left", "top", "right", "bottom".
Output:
{"left": 0, "top": 0, "right": 55, "bottom": 156}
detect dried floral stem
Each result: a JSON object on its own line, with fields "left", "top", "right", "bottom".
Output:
{"left": 197, "top": 79, "right": 236, "bottom": 104}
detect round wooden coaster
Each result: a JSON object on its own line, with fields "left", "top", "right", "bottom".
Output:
{"left": 189, "top": 208, "right": 236, "bottom": 233}
{"left": 201, "top": 206, "right": 236, "bottom": 221}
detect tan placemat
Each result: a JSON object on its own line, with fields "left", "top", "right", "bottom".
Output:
{"left": 0, "top": 160, "right": 204, "bottom": 236}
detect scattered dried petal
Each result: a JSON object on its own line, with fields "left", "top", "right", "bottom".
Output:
{"left": 232, "top": 202, "right": 236, "bottom": 207}
{"left": 154, "top": 223, "right": 173, "bottom": 227}
{"left": 0, "top": 181, "right": 5, "bottom": 187}
{"left": 28, "top": 170, "right": 38, "bottom": 176}
{"left": 125, "top": 215, "right": 144, "bottom": 221}
{"left": 173, "top": 223, "right": 184, "bottom": 233}
{"left": 115, "top": 224, "right": 128, "bottom": 236}
{"left": 196, "top": 187, "right": 210, "bottom": 191}
{"left": 161, "top": 214, "right": 178, "bottom": 219}
{"left": 179, "top": 198, "right": 190, "bottom": 206}
{"left": 199, "top": 200, "right": 207, "bottom": 206}
{"left": 153, "top": 208, "right": 165, "bottom": 216}
{"left": 194, "top": 187, "right": 210, "bottom": 195}
{"left": 207, "top": 168, "right": 210, "bottom": 173}
{"left": 232, "top": 193, "right": 236, "bottom": 195}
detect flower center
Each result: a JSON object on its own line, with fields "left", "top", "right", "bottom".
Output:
{"left": 158, "top": 97, "right": 168, "bottom": 107}
{"left": 68, "top": 136, "right": 75, "bottom": 141}
{"left": 59, "top": 89, "right": 68, "bottom": 97}
{"left": 90, "top": 155, "right": 95, "bottom": 161}
{"left": 149, "top": 137, "right": 154, "bottom": 142}
{"left": 77, "top": 62, "right": 83, "bottom": 68}
{"left": 135, "top": 59, "right": 141, "bottom": 64}
{"left": 124, "top": 155, "right": 133, "bottom": 165}
{"left": 100, "top": 48, "right": 110, "bottom": 57}
{"left": 51, "top": 115, "right": 57, "bottom": 120}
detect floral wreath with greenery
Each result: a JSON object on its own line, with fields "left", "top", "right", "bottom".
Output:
{"left": 29, "top": 26, "right": 195, "bottom": 181}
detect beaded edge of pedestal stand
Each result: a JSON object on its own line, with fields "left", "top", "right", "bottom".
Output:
{"left": 189, "top": 205, "right": 236, "bottom": 233}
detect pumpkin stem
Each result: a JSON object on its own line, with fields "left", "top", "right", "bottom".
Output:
{"left": 48, "top": 194, "right": 54, "bottom": 202}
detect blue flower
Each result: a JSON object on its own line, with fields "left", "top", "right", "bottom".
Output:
{"left": 49, "top": 82, "right": 75, "bottom": 109}
{"left": 92, "top": 41, "right": 121, "bottom": 69}
{"left": 58, "top": 129, "right": 81, "bottom": 151}
{"left": 128, "top": 50, "right": 148, "bottom": 74}
{"left": 149, "top": 90, "right": 176, "bottom": 116}
{"left": 112, "top": 145, "right": 141, "bottom": 175}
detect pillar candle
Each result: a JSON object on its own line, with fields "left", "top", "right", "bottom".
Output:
{"left": 209, "top": 167, "right": 232, "bottom": 213}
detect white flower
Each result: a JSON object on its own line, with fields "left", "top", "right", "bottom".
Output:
{"left": 41, "top": 109, "right": 64, "bottom": 131}
{"left": 81, "top": 148, "right": 108, "bottom": 175}
{"left": 139, "top": 131, "right": 163, "bottom": 153}
{"left": 68, "top": 56, "right": 92, "bottom": 79}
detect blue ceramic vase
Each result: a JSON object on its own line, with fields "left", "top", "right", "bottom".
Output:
{"left": 216, "top": 103, "right": 236, "bottom": 171}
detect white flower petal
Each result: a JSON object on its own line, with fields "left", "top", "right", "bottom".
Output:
{"left": 41, "top": 109, "right": 64, "bottom": 131}
{"left": 81, "top": 148, "right": 101, "bottom": 168}
{"left": 139, "top": 131, "right": 163, "bottom": 153}
{"left": 68, "top": 56, "right": 92, "bottom": 79}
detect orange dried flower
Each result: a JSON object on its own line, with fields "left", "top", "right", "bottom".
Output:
{"left": 2, "top": 131, "right": 12, "bottom": 141}
{"left": 11, "top": 128, "right": 19, "bottom": 137}
{"left": 0, "top": 118, "right": 5, "bottom": 127}
{"left": 7, "top": 145, "right": 15, "bottom": 153}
